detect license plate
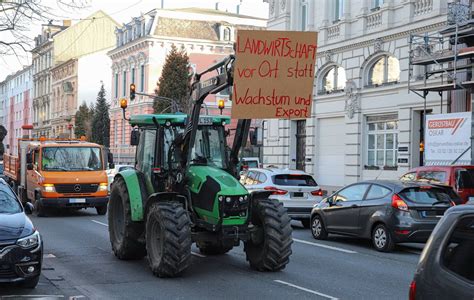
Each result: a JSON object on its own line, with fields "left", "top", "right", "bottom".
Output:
{"left": 69, "top": 198, "right": 86, "bottom": 203}
{"left": 292, "top": 192, "right": 304, "bottom": 198}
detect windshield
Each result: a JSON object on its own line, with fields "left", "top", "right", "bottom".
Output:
{"left": 42, "top": 147, "right": 103, "bottom": 171}
{"left": 399, "top": 187, "right": 460, "bottom": 204}
{"left": 272, "top": 174, "right": 318, "bottom": 186}
{"left": 456, "top": 169, "right": 474, "bottom": 189}
{"left": 191, "top": 126, "right": 227, "bottom": 169}
{"left": 0, "top": 187, "right": 22, "bottom": 214}
{"left": 244, "top": 161, "right": 259, "bottom": 168}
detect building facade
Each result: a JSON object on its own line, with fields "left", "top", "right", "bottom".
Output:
{"left": 1, "top": 66, "right": 33, "bottom": 155}
{"left": 108, "top": 8, "right": 266, "bottom": 163}
{"left": 265, "top": 0, "right": 451, "bottom": 193}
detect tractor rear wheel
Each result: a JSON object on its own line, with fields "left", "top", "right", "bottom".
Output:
{"left": 244, "top": 199, "right": 293, "bottom": 271}
{"left": 196, "top": 241, "right": 233, "bottom": 255}
{"left": 108, "top": 177, "right": 146, "bottom": 260}
{"left": 146, "top": 202, "right": 191, "bottom": 278}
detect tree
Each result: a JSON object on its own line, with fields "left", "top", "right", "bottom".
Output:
{"left": 154, "top": 44, "right": 190, "bottom": 113}
{"left": 0, "top": 125, "right": 7, "bottom": 157}
{"left": 74, "top": 102, "right": 93, "bottom": 139}
{"left": 0, "top": 1, "right": 88, "bottom": 57}
{"left": 91, "top": 84, "right": 110, "bottom": 147}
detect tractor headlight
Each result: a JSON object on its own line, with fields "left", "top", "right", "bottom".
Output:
{"left": 225, "top": 197, "right": 231, "bottom": 203}
{"left": 218, "top": 196, "right": 223, "bottom": 202}
{"left": 42, "top": 184, "right": 55, "bottom": 193}
{"left": 17, "top": 231, "right": 40, "bottom": 249}
{"left": 244, "top": 195, "right": 248, "bottom": 201}
{"left": 99, "top": 183, "right": 108, "bottom": 191}
{"left": 239, "top": 196, "right": 244, "bottom": 202}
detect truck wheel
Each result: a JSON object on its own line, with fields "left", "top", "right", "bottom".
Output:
{"left": 96, "top": 205, "right": 107, "bottom": 215}
{"left": 244, "top": 199, "right": 293, "bottom": 272}
{"left": 196, "top": 241, "right": 233, "bottom": 255}
{"left": 146, "top": 202, "right": 191, "bottom": 278}
{"left": 108, "top": 177, "right": 146, "bottom": 260}
{"left": 34, "top": 193, "right": 47, "bottom": 217}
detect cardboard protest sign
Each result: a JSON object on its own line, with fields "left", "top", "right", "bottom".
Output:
{"left": 231, "top": 30, "right": 318, "bottom": 119}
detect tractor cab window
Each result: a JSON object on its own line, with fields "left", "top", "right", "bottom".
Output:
{"left": 136, "top": 128, "right": 156, "bottom": 179}
{"left": 163, "top": 126, "right": 183, "bottom": 170}
{"left": 191, "top": 125, "right": 227, "bottom": 169}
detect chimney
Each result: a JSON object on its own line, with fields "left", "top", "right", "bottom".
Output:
{"left": 63, "top": 20, "right": 71, "bottom": 27}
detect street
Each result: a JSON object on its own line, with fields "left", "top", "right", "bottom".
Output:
{"left": 0, "top": 209, "right": 421, "bottom": 300}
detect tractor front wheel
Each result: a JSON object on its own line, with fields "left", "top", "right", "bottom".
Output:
{"left": 244, "top": 199, "right": 293, "bottom": 271}
{"left": 146, "top": 202, "right": 192, "bottom": 278}
{"left": 108, "top": 177, "right": 146, "bottom": 260}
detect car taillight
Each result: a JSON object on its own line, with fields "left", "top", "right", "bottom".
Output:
{"left": 311, "top": 189, "right": 323, "bottom": 196}
{"left": 392, "top": 194, "right": 408, "bottom": 211}
{"left": 264, "top": 186, "right": 288, "bottom": 195}
{"left": 409, "top": 280, "right": 416, "bottom": 300}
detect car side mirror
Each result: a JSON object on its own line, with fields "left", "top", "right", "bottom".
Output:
{"left": 24, "top": 202, "right": 34, "bottom": 215}
{"left": 27, "top": 163, "right": 34, "bottom": 170}
{"left": 107, "top": 152, "right": 114, "bottom": 164}
{"left": 130, "top": 129, "right": 140, "bottom": 146}
{"left": 26, "top": 153, "right": 33, "bottom": 164}
{"left": 326, "top": 196, "right": 334, "bottom": 206}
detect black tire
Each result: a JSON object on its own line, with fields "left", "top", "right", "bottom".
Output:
{"left": 20, "top": 275, "right": 40, "bottom": 289}
{"left": 108, "top": 177, "right": 146, "bottom": 260}
{"left": 244, "top": 199, "right": 292, "bottom": 272}
{"left": 197, "top": 241, "right": 233, "bottom": 255}
{"left": 146, "top": 202, "right": 192, "bottom": 278}
{"left": 96, "top": 205, "right": 107, "bottom": 215}
{"left": 372, "top": 223, "right": 395, "bottom": 252}
{"left": 34, "top": 192, "right": 47, "bottom": 217}
{"left": 311, "top": 215, "right": 328, "bottom": 240}
{"left": 301, "top": 219, "right": 311, "bottom": 229}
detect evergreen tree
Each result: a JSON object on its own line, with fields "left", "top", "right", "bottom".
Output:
{"left": 74, "top": 102, "right": 91, "bottom": 138}
{"left": 154, "top": 44, "right": 190, "bottom": 113}
{"left": 91, "top": 84, "right": 110, "bottom": 147}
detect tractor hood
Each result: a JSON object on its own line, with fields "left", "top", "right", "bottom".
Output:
{"left": 187, "top": 165, "right": 247, "bottom": 196}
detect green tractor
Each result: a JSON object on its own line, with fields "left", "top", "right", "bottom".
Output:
{"left": 108, "top": 55, "right": 292, "bottom": 277}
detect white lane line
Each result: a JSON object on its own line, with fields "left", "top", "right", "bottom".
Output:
{"left": 44, "top": 253, "right": 56, "bottom": 258}
{"left": 91, "top": 220, "right": 109, "bottom": 227}
{"left": 191, "top": 251, "right": 206, "bottom": 258}
{"left": 293, "top": 238, "right": 357, "bottom": 254}
{"left": 274, "top": 280, "right": 338, "bottom": 299}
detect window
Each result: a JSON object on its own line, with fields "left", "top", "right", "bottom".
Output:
{"left": 417, "top": 171, "right": 447, "bottom": 184}
{"left": 442, "top": 216, "right": 474, "bottom": 282}
{"left": 373, "top": 0, "right": 384, "bottom": 9}
{"left": 136, "top": 129, "right": 156, "bottom": 180}
{"left": 114, "top": 73, "right": 119, "bottom": 98}
{"left": 140, "top": 65, "right": 145, "bottom": 92}
{"left": 245, "top": 171, "right": 258, "bottom": 185}
{"left": 322, "top": 66, "right": 346, "bottom": 93}
{"left": 368, "top": 55, "right": 400, "bottom": 86}
{"left": 399, "top": 186, "right": 459, "bottom": 205}
{"left": 256, "top": 172, "right": 267, "bottom": 184}
{"left": 367, "top": 115, "right": 398, "bottom": 167}
{"left": 456, "top": 169, "right": 474, "bottom": 189}
{"left": 131, "top": 68, "right": 136, "bottom": 86}
{"left": 366, "top": 184, "right": 391, "bottom": 199}
{"left": 122, "top": 71, "right": 127, "bottom": 96}
{"left": 223, "top": 27, "right": 231, "bottom": 41}
{"left": 301, "top": 1, "right": 308, "bottom": 31}
{"left": 273, "top": 174, "right": 317, "bottom": 186}
{"left": 334, "top": 0, "right": 344, "bottom": 21}
{"left": 335, "top": 184, "right": 370, "bottom": 202}
{"left": 400, "top": 172, "right": 416, "bottom": 182}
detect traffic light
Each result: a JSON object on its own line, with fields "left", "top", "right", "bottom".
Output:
{"left": 120, "top": 98, "right": 128, "bottom": 109}
{"left": 419, "top": 141, "right": 424, "bottom": 152}
{"left": 130, "top": 83, "right": 136, "bottom": 101}
{"left": 218, "top": 99, "right": 225, "bottom": 115}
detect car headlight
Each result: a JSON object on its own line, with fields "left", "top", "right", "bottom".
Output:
{"left": 42, "top": 183, "right": 55, "bottom": 192}
{"left": 17, "top": 231, "right": 40, "bottom": 249}
{"left": 99, "top": 183, "right": 108, "bottom": 191}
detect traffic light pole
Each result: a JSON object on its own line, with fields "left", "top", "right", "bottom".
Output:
{"left": 134, "top": 91, "right": 179, "bottom": 112}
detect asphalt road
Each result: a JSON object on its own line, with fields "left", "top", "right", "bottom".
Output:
{"left": 0, "top": 209, "right": 422, "bottom": 300}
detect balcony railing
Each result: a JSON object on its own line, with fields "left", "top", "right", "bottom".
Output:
{"left": 367, "top": 10, "right": 382, "bottom": 29}
{"left": 327, "top": 24, "right": 340, "bottom": 40}
{"left": 414, "top": 0, "right": 433, "bottom": 16}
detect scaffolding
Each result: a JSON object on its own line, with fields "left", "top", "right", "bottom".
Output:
{"left": 408, "top": 1, "right": 474, "bottom": 165}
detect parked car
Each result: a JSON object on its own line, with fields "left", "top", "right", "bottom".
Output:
{"left": 107, "top": 164, "right": 134, "bottom": 190}
{"left": 310, "top": 180, "right": 459, "bottom": 252}
{"left": 0, "top": 178, "right": 42, "bottom": 288}
{"left": 401, "top": 165, "right": 474, "bottom": 204}
{"left": 240, "top": 168, "right": 323, "bottom": 228}
{"left": 410, "top": 205, "right": 474, "bottom": 299}
{"left": 239, "top": 157, "right": 261, "bottom": 171}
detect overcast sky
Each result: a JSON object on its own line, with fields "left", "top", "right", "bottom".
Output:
{"left": 0, "top": 0, "right": 268, "bottom": 81}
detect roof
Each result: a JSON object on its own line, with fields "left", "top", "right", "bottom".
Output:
{"left": 360, "top": 180, "right": 455, "bottom": 190}
{"left": 129, "top": 114, "right": 231, "bottom": 127}
{"left": 168, "top": 7, "right": 267, "bottom": 21}
{"left": 409, "top": 165, "right": 474, "bottom": 171}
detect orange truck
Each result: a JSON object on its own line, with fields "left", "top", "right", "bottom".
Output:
{"left": 3, "top": 138, "right": 113, "bottom": 216}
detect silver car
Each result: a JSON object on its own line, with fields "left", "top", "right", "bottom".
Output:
{"left": 241, "top": 168, "right": 323, "bottom": 228}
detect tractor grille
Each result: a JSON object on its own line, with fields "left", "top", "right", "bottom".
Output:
{"left": 55, "top": 183, "right": 99, "bottom": 194}
{"left": 0, "top": 265, "right": 17, "bottom": 279}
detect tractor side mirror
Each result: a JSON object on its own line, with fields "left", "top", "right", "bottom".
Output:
{"left": 26, "top": 153, "right": 33, "bottom": 164}
{"left": 131, "top": 129, "right": 140, "bottom": 146}
{"left": 107, "top": 152, "right": 114, "bottom": 164}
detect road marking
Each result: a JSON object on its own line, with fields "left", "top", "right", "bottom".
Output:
{"left": 191, "top": 251, "right": 206, "bottom": 258}
{"left": 44, "top": 253, "right": 56, "bottom": 258}
{"left": 293, "top": 238, "right": 357, "bottom": 254}
{"left": 1, "top": 296, "right": 64, "bottom": 298}
{"left": 274, "top": 280, "right": 338, "bottom": 299}
{"left": 91, "top": 220, "right": 109, "bottom": 227}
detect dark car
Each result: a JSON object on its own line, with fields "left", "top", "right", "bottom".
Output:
{"left": 310, "top": 180, "right": 459, "bottom": 252}
{"left": 0, "top": 178, "right": 42, "bottom": 288}
{"left": 410, "top": 205, "right": 474, "bottom": 299}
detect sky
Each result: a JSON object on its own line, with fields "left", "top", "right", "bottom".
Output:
{"left": 0, "top": 0, "right": 268, "bottom": 81}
